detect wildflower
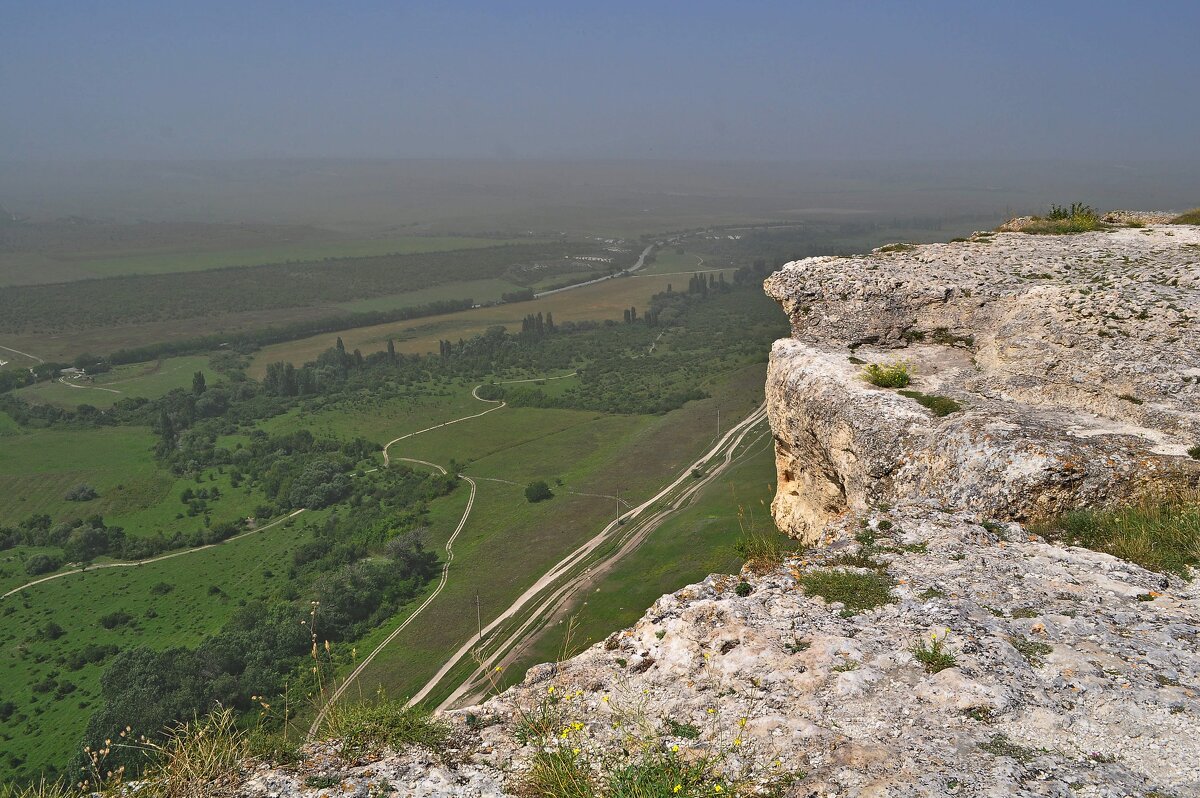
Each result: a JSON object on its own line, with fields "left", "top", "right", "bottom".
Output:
{"left": 573, "top": 747, "right": 581, "bottom": 754}
{"left": 673, "top": 785, "right": 682, "bottom": 794}
{"left": 733, "top": 738, "right": 743, "bottom": 746}
{"left": 601, "top": 695, "right": 609, "bottom": 703}
{"left": 548, "top": 686, "right": 555, "bottom": 694}
{"left": 672, "top": 744, "right": 679, "bottom": 753}
{"left": 707, "top": 708, "right": 715, "bottom": 714}
{"left": 738, "top": 717, "right": 747, "bottom": 727}
{"left": 714, "top": 786, "right": 723, "bottom": 793}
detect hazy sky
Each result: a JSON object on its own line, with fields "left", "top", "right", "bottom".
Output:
{"left": 4, "top": 1, "right": 1198, "bottom": 162}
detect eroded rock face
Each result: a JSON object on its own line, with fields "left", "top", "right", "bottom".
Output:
{"left": 764, "top": 225, "right": 1200, "bottom": 542}
{"left": 243, "top": 508, "right": 1200, "bottom": 797}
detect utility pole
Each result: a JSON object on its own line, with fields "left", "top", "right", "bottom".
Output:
{"left": 474, "top": 593, "right": 481, "bottom": 641}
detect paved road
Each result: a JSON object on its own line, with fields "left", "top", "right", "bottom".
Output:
{"left": 533, "top": 245, "right": 654, "bottom": 298}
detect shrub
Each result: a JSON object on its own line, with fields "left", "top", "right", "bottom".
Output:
{"left": 734, "top": 581, "right": 752, "bottom": 597}
{"left": 1189, "top": 444, "right": 1200, "bottom": 460}
{"left": 23, "top": 553, "right": 60, "bottom": 575}
{"left": 1170, "top": 208, "right": 1200, "bottom": 225}
{"left": 525, "top": 480, "right": 554, "bottom": 503}
{"left": 98, "top": 610, "right": 133, "bottom": 629}
{"left": 64, "top": 484, "right": 98, "bottom": 502}
{"left": 898, "top": 389, "right": 962, "bottom": 417}
{"left": 862, "top": 362, "right": 912, "bottom": 388}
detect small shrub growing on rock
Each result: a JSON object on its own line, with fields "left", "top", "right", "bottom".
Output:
{"left": 319, "top": 699, "right": 450, "bottom": 758}
{"left": 862, "top": 362, "right": 913, "bottom": 388}
{"left": 1020, "top": 203, "right": 1105, "bottom": 234}
{"left": 1186, "top": 444, "right": 1200, "bottom": 460}
{"left": 1008, "top": 634, "right": 1053, "bottom": 667}
{"left": 910, "top": 632, "right": 957, "bottom": 673}
{"left": 734, "top": 581, "right": 752, "bottom": 597}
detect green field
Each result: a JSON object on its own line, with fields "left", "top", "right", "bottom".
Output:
{"left": 0, "top": 509, "right": 321, "bottom": 778}
{"left": 15, "top": 356, "right": 213, "bottom": 410}
{"left": 507, "top": 436, "right": 778, "bottom": 676}
{"left": 337, "top": 363, "right": 767, "bottom": 706}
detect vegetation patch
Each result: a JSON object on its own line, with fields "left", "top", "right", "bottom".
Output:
{"left": 1016, "top": 203, "right": 1107, "bottom": 235}
{"left": 1031, "top": 491, "right": 1200, "bottom": 577}
{"left": 319, "top": 699, "right": 451, "bottom": 758}
{"left": 798, "top": 569, "right": 893, "bottom": 615}
{"left": 897, "top": 390, "right": 962, "bottom": 417}
{"left": 861, "top": 362, "right": 912, "bottom": 388}
{"left": 910, "top": 632, "right": 957, "bottom": 673}
{"left": 1170, "top": 208, "right": 1200, "bottom": 225}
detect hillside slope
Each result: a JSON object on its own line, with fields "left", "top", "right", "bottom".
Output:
{"left": 153, "top": 223, "right": 1200, "bottom": 797}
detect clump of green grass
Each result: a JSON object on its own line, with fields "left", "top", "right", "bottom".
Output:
{"left": 897, "top": 390, "right": 962, "bottom": 417}
{"left": 1170, "top": 208, "right": 1200, "bottom": 225}
{"left": 1186, "top": 444, "right": 1199, "bottom": 460}
{"left": 1008, "top": 634, "right": 1054, "bottom": 667}
{"left": 799, "top": 569, "right": 894, "bottom": 615}
{"left": 910, "top": 632, "right": 957, "bottom": 673}
{"left": 862, "top": 362, "right": 913, "bottom": 388}
{"left": 319, "top": 699, "right": 450, "bottom": 758}
{"left": 523, "top": 749, "right": 595, "bottom": 798}
{"left": 878, "top": 242, "right": 916, "bottom": 253}
{"left": 1031, "top": 491, "right": 1200, "bottom": 577}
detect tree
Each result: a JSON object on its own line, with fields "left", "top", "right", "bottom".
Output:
{"left": 192, "top": 370, "right": 207, "bottom": 395}
{"left": 524, "top": 480, "right": 554, "bottom": 503}
{"left": 387, "top": 338, "right": 396, "bottom": 359}
{"left": 335, "top": 336, "right": 346, "bottom": 352}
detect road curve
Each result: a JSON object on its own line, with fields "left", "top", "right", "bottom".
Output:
{"left": 307, "top": 460, "right": 477, "bottom": 739}
{"left": 308, "top": 372, "right": 577, "bottom": 738}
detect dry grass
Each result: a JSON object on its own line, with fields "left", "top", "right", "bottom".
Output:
{"left": 1031, "top": 489, "right": 1200, "bottom": 578}
{"left": 1170, "top": 208, "right": 1200, "bottom": 225}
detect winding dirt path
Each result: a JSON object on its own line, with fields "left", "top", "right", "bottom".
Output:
{"left": 407, "top": 402, "right": 768, "bottom": 709}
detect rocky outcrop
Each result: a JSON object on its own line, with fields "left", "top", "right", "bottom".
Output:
{"left": 764, "top": 225, "right": 1200, "bottom": 543}
{"left": 232, "top": 223, "right": 1200, "bottom": 797}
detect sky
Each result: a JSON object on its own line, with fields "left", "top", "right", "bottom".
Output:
{"left": 3, "top": 0, "right": 1199, "bottom": 162}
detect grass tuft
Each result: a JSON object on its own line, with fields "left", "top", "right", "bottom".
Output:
{"left": 897, "top": 390, "right": 962, "bottom": 417}
{"left": 1031, "top": 490, "right": 1200, "bottom": 577}
{"left": 1170, "top": 208, "right": 1200, "bottom": 225}
{"left": 1018, "top": 203, "right": 1106, "bottom": 235}
{"left": 318, "top": 699, "right": 451, "bottom": 758}
{"left": 909, "top": 632, "right": 957, "bottom": 673}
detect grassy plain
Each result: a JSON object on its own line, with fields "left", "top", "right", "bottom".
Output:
{"left": 14, "top": 356, "right": 213, "bottom": 410}
{"left": 0, "top": 424, "right": 263, "bottom": 588}
{"left": 0, "top": 509, "right": 321, "bottom": 779}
